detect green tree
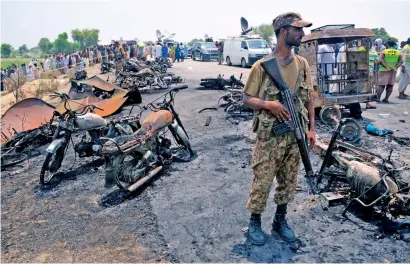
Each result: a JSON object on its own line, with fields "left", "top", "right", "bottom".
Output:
{"left": 18, "top": 44, "right": 29, "bottom": 56}
{"left": 371, "top": 28, "right": 398, "bottom": 43}
{"left": 38, "top": 38, "right": 53, "bottom": 53}
{"left": 83, "top": 29, "right": 100, "bottom": 47}
{"left": 54, "top": 32, "right": 70, "bottom": 53}
{"left": 1, "top": 43, "right": 13, "bottom": 58}
{"left": 252, "top": 24, "right": 274, "bottom": 44}
{"left": 71, "top": 28, "right": 99, "bottom": 48}
{"left": 71, "top": 29, "right": 84, "bottom": 48}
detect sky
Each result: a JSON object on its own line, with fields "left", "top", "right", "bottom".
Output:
{"left": 1, "top": 0, "right": 409, "bottom": 49}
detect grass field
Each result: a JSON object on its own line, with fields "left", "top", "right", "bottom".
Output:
{"left": 1, "top": 58, "right": 33, "bottom": 69}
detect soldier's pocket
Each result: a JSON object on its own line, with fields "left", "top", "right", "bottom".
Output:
{"left": 265, "top": 85, "right": 280, "bottom": 101}
{"left": 256, "top": 115, "right": 275, "bottom": 141}
{"left": 299, "top": 82, "right": 310, "bottom": 101}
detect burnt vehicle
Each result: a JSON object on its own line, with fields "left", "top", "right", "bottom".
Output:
{"left": 313, "top": 118, "right": 410, "bottom": 229}
{"left": 75, "top": 69, "right": 87, "bottom": 80}
{"left": 1, "top": 124, "right": 55, "bottom": 171}
{"left": 191, "top": 41, "right": 219, "bottom": 62}
{"left": 40, "top": 92, "right": 141, "bottom": 185}
{"left": 200, "top": 73, "right": 244, "bottom": 89}
{"left": 100, "top": 60, "right": 114, "bottom": 74}
{"left": 160, "top": 73, "right": 184, "bottom": 86}
{"left": 102, "top": 85, "right": 194, "bottom": 193}
{"left": 115, "top": 68, "right": 168, "bottom": 92}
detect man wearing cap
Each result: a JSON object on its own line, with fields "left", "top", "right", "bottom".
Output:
{"left": 242, "top": 12, "right": 316, "bottom": 245}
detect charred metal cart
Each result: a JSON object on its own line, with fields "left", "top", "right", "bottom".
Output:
{"left": 299, "top": 25, "right": 378, "bottom": 124}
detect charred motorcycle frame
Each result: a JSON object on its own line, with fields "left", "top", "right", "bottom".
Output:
{"left": 101, "top": 85, "right": 194, "bottom": 193}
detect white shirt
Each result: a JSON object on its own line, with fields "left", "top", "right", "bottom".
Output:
{"left": 43, "top": 58, "right": 50, "bottom": 70}
{"left": 317, "top": 44, "right": 335, "bottom": 76}
{"left": 154, "top": 45, "right": 162, "bottom": 58}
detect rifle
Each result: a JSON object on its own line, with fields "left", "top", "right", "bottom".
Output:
{"left": 260, "top": 57, "right": 316, "bottom": 191}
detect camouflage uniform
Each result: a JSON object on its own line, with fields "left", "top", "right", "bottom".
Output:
{"left": 244, "top": 55, "right": 313, "bottom": 214}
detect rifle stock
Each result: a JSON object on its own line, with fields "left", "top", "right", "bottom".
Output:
{"left": 260, "top": 57, "right": 315, "bottom": 179}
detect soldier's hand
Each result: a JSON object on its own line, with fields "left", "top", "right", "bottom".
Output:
{"left": 307, "top": 130, "right": 316, "bottom": 150}
{"left": 265, "top": 100, "right": 290, "bottom": 122}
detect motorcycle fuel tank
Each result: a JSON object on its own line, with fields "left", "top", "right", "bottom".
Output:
{"left": 140, "top": 110, "right": 173, "bottom": 135}
{"left": 76, "top": 113, "right": 107, "bottom": 131}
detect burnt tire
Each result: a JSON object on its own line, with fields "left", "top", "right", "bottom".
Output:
{"left": 170, "top": 125, "right": 194, "bottom": 156}
{"left": 1, "top": 152, "right": 28, "bottom": 170}
{"left": 40, "top": 149, "right": 64, "bottom": 185}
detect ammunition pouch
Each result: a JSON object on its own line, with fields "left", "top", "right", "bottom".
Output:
{"left": 253, "top": 112, "right": 276, "bottom": 140}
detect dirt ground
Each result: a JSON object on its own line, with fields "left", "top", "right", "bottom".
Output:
{"left": 1, "top": 60, "right": 410, "bottom": 263}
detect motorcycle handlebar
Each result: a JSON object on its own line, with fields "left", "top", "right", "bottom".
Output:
{"left": 169, "top": 84, "right": 188, "bottom": 91}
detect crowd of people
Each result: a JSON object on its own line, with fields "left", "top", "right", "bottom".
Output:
{"left": 0, "top": 41, "right": 195, "bottom": 92}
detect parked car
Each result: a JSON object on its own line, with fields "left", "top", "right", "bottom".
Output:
{"left": 191, "top": 42, "right": 218, "bottom": 61}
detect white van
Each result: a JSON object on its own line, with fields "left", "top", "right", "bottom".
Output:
{"left": 223, "top": 36, "right": 271, "bottom": 67}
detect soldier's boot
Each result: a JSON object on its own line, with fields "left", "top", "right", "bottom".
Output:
{"left": 272, "top": 204, "right": 296, "bottom": 242}
{"left": 248, "top": 213, "right": 266, "bottom": 245}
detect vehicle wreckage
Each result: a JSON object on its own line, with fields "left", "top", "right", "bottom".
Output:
{"left": 313, "top": 118, "right": 410, "bottom": 224}
{"left": 198, "top": 73, "right": 252, "bottom": 121}
{"left": 115, "top": 58, "right": 184, "bottom": 93}
{"left": 1, "top": 76, "right": 141, "bottom": 143}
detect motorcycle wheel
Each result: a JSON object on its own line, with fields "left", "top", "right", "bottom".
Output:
{"left": 14, "top": 129, "right": 41, "bottom": 152}
{"left": 170, "top": 125, "right": 194, "bottom": 156}
{"left": 40, "top": 145, "right": 66, "bottom": 185}
{"left": 1, "top": 152, "right": 29, "bottom": 170}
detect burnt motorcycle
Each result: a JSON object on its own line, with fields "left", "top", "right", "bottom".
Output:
{"left": 101, "top": 85, "right": 193, "bottom": 193}
{"left": 115, "top": 68, "right": 168, "bottom": 92}
{"left": 75, "top": 70, "right": 87, "bottom": 80}
{"left": 40, "top": 92, "right": 140, "bottom": 185}
{"left": 1, "top": 124, "right": 55, "bottom": 171}
{"left": 123, "top": 59, "right": 145, "bottom": 73}
{"left": 145, "top": 60, "right": 168, "bottom": 74}
{"left": 100, "top": 60, "right": 115, "bottom": 74}
{"left": 160, "top": 73, "right": 184, "bottom": 86}
{"left": 200, "top": 73, "right": 244, "bottom": 89}
{"left": 156, "top": 57, "right": 173, "bottom": 68}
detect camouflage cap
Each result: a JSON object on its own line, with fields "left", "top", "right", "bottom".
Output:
{"left": 273, "top": 12, "right": 312, "bottom": 31}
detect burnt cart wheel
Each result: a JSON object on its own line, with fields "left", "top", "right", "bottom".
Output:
{"left": 319, "top": 105, "right": 341, "bottom": 125}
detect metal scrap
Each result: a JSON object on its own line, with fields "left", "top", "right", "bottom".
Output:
{"left": 55, "top": 76, "right": 141, "bottom": 117}
{"left": 1, "top": 98, "right": 55, "bottom": 142}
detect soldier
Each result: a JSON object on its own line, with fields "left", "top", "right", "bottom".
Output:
{"left": 242, "top": 12, "right": 316, "bottom": 245}
{"left": 113, "top": 41, "right": 125, "bottom": 75}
